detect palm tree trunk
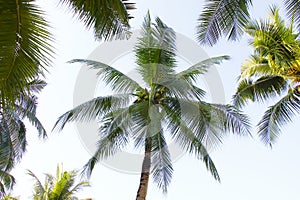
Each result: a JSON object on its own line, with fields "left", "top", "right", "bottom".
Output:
{"left": 136, "top": 139, "right": 152, "bottom": 200}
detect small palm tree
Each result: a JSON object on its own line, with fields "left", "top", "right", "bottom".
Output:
{"left": 28, "top": 164, "right": 89, "bottom": 200}
{"left": 233, "top": 7, "right": 300, "bottom": 146}
{"left": 0, "top": 79, "right": 47, "bottom": 197}
{"left": 54, "top": 12, "right": 250, "bottom": 200}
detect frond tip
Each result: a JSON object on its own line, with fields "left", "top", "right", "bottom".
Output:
{"left": 258, "top": 89, "right": 300, "bottom": 146}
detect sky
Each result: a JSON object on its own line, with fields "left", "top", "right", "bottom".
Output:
{"left": 11, "top": 0, "right": 300, "bottom": 199}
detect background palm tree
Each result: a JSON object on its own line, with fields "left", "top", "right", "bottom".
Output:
{"left": 53, "top": 12, "right": 250, "bottom": 200}
{"left": 0, "top": 79, "right": 47, "bottom": 197}
{"left": 233, "top": 7, "right": 300, "bottom": 146}
{"left": 28, "top": 164, "right": 89, "bottom": 200}
{"left": 197, "top": 0, "right": 300, "bottom": 46}
{"left": 0, "top": 0, "right": 135, "bottom": 196}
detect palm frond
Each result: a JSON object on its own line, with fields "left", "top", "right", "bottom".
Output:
{"left": 176, "top": 55, "right": 230, "bottom": 82}
{"left": 0, "top": 170, "right": 15, "bottom": 198}
{"left": 0, "top": 0, "right": 53, "bottom": 105}
{"left": 81, "top": 108, "right": 131, "bottom": 178}
{"left": 164, "top": 97, "right": 223, "bottom": 149}
{"left": 162, "top": 101, "right": 220, "bottom": 181}
{"left": 68, "top": 59, "right": 142, "bottom": 93}
{"left": 15, "top": 96, "right": 47, "bottom": 139}
{"left": 68, "top": 181, "right": 90, "bottom": 195}
{"left": 0, "top": 112, "right": 27, "bottom": 171}
{"left": 51, "top": 170, "right": 76, "bottom": 199}
{"left": 258, "top": 88, "right": 300, "bottom": 146}
{"left": 59, "top": 0, "right": 135, "bottom": 40}
{"left": 135, "top": 12, "right": 177, "bottom": 86}
{"left": 53, "top": 94, "right": 132, "bottom": 131}
{"left": 197, "top": 0, "right": 252, "bottom": 45}
{"left": 207, "top": 103, "right": 251, "bottom": 135}
{"left": 285, "top": 0, "right": 300, "bottom": 31}
{"left": 164, "top": 56, "right": 230, "bottom": 101}
{"left": 239, "top": 55, "right": 274, "bottom": 80}
{"left": 27, "top": 170, "right": 46, "bottom": 196}
{"left": 27, "top": 79, "right": 47, "bottom": 94}
{"left": 130, "top": 101, "right": 151, "bottom": 149}
{"left": 233, "top": 76, "right": 288, "bottom": 107}
{"left": 151, "top": 127, "right": 173, "bottom": 193}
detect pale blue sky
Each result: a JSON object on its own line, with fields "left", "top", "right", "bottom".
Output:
{"left": 11, "top": 0, "right": 300, "bottom": 199}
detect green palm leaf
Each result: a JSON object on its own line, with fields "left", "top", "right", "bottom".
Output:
{"left": 53, "top": 94, "right": 132, "bottom": 131}
{"left": 59, "top": 0, "right": 135, "bottom": 40}
{"left": 0, "top": 0, "right": 53, "bottom": 105}
{"left": 15, "top": 95, "right": 47, "bottom": 139}
{"left": 135, "top": 12, "right": 176, "bottom": 86}
{"left": 0, "top": 112, "right": 26, "bottom": 171}
{"left": 27, "top": 170, "right": 47, "bottom": 198}
{"left": 197, "top": 0, "right": 252, "bottom": 45}
{"left": 162, "top": 102, "right": 220, "bottom": 181}
{"left": 151, "top": 129, "right": 173, "bottom": 193}
{"left": 285, "top": 0, "right": 300, "bottom": 30}
{"left": 207, "top": 103, "right": 251, "bottom": 135}
{"left": 81, "top": 110, "right": 131, "bottom": 178}
{"left": 68, "top": 59, "right": 142, "bottom": 93}
{"left": 233, "top": 76, "right": 288, "bottom": 107}
{"left": 171, "top": 56, "right": 229, "bottom": 100}
{"left": 176, "top": 56, "right": 230, "bottom": 82}
{"left": 240, "top": 55, "right": 274, "bottom": 80}
{"left": 258, "top": 88, "right": 300, "bottom": 146}
{"left": 0, "top": 170, "right": 15, "bottom": 198}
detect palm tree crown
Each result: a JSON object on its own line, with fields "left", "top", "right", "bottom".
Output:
{"left": 233, "top": 7, "right": 300, "bottom": 146}
{"left": 54, "top": 12, "right": 250, "bottom": 200}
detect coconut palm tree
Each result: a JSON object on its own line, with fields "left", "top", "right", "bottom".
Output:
{"left": 53, "top": 12, "right": 250, "bottom": 200}
{"left": 28, "top": 164, "right": 89, "bottom": 200}
{"left": 0, "top": 79, "right": 47, "bottom": 196}
{"left": 233, "top": 7, "right": 300, "bottom": 146}
{"left": 197, "top": 0, "right": 300, "bottom": 46}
